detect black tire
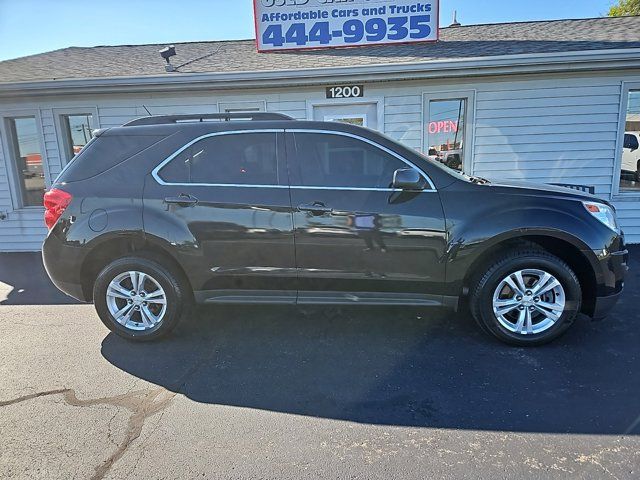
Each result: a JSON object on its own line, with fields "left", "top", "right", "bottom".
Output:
{"left": 93, "top": 256, "right": 190, "bottom": 341}
{"left": 470, "top": 249, "right": 582, "bottom": 347}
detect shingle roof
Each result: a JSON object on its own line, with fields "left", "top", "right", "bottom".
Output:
{"left": 1, "top": 16, "right": 640, "bottom": 84}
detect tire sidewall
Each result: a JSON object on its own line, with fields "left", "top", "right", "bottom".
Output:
{"left": 477, "top": 255, "right": 581, "bottom": 346}
{"left": 93, "top": 257, "right": 184, "bottom": 341}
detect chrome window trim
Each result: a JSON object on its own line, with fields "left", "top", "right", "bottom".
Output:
{"left": 151, "top": 128, "right": 437, "bottom": 192}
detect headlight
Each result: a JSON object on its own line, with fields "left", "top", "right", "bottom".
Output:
{"left": 583, "top": 201, "right": 619, "bottom": 232}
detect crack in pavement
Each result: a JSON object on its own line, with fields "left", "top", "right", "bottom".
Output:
{"left": 0, "top": 334, "right": 224, "bottom": 480}
{"left": 0, "top": 387, "right": 176, "bottom": 480}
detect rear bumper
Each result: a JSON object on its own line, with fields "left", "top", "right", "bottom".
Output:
{"left": 42, "top": 230, "right": 90, "bottom": 302}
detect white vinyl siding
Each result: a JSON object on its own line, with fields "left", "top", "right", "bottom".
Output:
{"left": 472, "top": 79, "right": 623, "bottom": 200}
{"left": 384, "top": 95, "right": 422, "bottom": 150}
{"left": 40, "top": 108, "right": 64, "bottom": 180}
{"left": 0, "top": 73, "right": 639, "bottom": 249}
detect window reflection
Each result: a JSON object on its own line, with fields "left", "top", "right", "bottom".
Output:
{"left": 61, "top": 114, "right": 93, "bottom": 162}
{"left": 8, "top": 117, "right": 45, "bottom": 207}
{"left": 427, "top": 99, "right": 466, "bottom": 172}
{"left": 621, "top": 90, "right": 640, "bottom": 191}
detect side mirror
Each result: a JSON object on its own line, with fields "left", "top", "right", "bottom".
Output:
{"left": 392, "top": 168, "right": 427, "bottom": 191}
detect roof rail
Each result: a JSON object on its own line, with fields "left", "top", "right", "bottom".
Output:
{"left": 124, "top": 112, "right": 294, "bottom": 127}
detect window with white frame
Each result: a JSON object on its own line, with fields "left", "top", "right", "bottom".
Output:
{"left": 619, "top": 89, "right": 640, "bottom": 192}
{"left": 60, "top": 113, "right": 94, "bottom": 163}
{"left": 5, "top": 116, "right": 45, "bottom": 207}
{"left": 54, "top": 110, "right": 96, "bottom": 165}
{"left": 423, "top": 92, "right": 474, "bottom": 174}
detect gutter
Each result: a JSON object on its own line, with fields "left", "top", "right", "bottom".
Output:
{"left": 2, "top": 48, "right": 640, "bottom": 97}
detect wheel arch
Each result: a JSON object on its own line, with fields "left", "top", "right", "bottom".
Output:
{"left": 79, "top": 232, "right": 193, "bottom": 302}
{"left": 460, "top": 230, "right": 599, "bottom": 317}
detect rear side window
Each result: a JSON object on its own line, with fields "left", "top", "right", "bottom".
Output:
{"left": 292, "top": 132, "right": 408, "bottom": 189}
{"left": 57, "top": 134, "right": 165, "bottom": 183}
{"left": 158, "top": 133, "right": 279, "bottom": 185}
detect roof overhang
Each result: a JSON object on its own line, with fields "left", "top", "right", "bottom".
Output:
{"left": 1, "top": 48, "right": 640, "bottom": 98}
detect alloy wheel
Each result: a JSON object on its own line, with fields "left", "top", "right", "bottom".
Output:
{"left": 105, "top": 271, "right": 167, "bottom": 331}
{"left": 492, "top": 269, "right": 566, "bottom": 335}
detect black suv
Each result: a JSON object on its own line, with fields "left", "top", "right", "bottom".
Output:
{"left": 43, "top": 113, "right": 628, "bottom": 346}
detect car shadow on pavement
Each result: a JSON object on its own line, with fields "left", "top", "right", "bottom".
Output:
{"left": 101, "top": 246, "right": 640, "bottom": 435}
{"left": 0, "top": 252, "right": 80, "bottom": 305}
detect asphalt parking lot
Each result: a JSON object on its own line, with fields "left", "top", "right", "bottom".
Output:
{"left": 0, "top": 249, "right": 639, "bottom": 479}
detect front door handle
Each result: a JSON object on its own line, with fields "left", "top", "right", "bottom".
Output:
{"left": 298, "top": 202, "right": 333, "bottom": 215}
{"left": 164, "top": 194, "right": 199, "bottom": 207}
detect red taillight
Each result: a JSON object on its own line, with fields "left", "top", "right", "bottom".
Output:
{"left": 43, "top": 188, "right": 72, "bottom": 229}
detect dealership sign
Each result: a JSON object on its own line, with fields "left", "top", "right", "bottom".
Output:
{"left": 254, "top": 0, "right": 439, "bottom": 52}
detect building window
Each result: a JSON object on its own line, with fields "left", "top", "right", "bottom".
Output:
{"left": 426, "top": 98, "right": 467, "bottom": 172}
{"left": 324, "top": 114, "right": 367, "bottom": 127}
{"left": 60, "top": 113, "right": 94, "bottom": 163}
{"left": 620, "top": 89, "right": 640, "bottom": 192}
{"left": 6, "top": 116, "right": 45, "bottom": 207}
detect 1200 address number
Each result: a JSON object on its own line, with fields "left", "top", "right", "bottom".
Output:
{"left": 262, "top": 15, "right": 432, "bottom": 48}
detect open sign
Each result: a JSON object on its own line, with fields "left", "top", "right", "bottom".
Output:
{"left": 428, "top": 120, "right": 458, "bottom": 134}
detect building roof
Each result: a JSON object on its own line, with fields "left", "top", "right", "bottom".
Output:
{"left": 1, "top": 16, "right": 640, "bottom": 84}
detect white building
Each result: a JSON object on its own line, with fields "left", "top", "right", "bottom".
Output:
{"left": 1, "top": 16, "right": 640, "bottom": 251}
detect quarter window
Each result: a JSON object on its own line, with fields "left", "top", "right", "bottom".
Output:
{"left": 620, "top": 89, "right": 640, "bottom": 191}
{"left": 292, "top": 133, "right": 409, "bottom": 189}
{"left": 159, "top": 133, "right": 279, "bottom": 185}
{"left": 6, "top": 116, "right": 45, "bottom": 207}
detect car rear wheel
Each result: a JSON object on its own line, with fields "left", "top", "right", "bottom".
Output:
{"left": 470, "top": 249, "right": 582, "bottom": 346}
{"left": 93, "top": 256, "right": 189, "bottom": 341}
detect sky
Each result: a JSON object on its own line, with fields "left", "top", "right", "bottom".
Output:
{"left": 0, "top": 0, "right": 616, "bottom": 61}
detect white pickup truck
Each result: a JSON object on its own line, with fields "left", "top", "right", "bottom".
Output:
{"left": 622, "top": 132, "right": 640, "bottom": 181}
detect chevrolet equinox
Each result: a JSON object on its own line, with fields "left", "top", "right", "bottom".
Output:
{"left": 42, "top": 113, "right": 628, "bottom": 346}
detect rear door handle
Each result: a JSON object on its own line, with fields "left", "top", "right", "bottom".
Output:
{"left": 298, "top": 202, "right": 333, "bottom": 215}
{"left": 164, "top": 194, "right": 199, "bottom": 207}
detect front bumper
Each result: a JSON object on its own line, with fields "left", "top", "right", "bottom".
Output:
{"left": 586, "top": 238, "right": 629, "bottom": 320}
{"left": 592, "top": 288, "right": 624, "bottom": 320}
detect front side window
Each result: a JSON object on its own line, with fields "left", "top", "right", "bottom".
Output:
{"left": 620, "top": 89, "right": 640, "bottom": 191}
{"left": 292, "top": 133, "right": 409, "bottom": 189}
{"left": 6, "top": 116, "right": 45, "bottom": 207}
{"left": 159, "top": 133, "right": 278, "bottom": 185}
{"left": 60, "top": 114, "right": 93, "bottom": 163}
{"left": 426, "top": 98, "right": 467, "bottom": 172}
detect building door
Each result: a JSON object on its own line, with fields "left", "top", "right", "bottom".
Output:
{"left": 313, "top": 103, "right": 379, "bottom": 129}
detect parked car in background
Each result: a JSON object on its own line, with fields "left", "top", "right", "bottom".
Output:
{"left": 42, "top": 113, "right": 628, "bottom": 347}
{"left": 441, "top": 149, "right": 463, "bottom": 171}
{"left": 622, "top": 132, "right": 640, "bottom": 181}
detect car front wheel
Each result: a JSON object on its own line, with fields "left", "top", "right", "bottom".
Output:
{"left": 93, "top": 256, "right": 189, "bottom": 341}
{"left": 470, "top": 249, "right": 582, "bottom": 346}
